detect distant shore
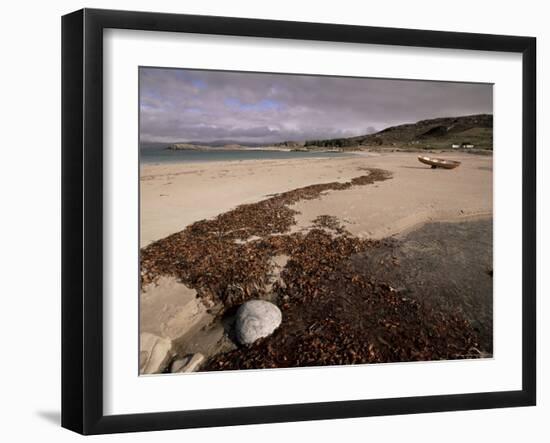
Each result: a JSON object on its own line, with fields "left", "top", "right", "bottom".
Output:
{"left": 140, "top": 147, "right": 353, "bottom": 165}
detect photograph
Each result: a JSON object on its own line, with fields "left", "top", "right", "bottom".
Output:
{"left": 53, "top": 3, "right": 541, "bottom": 436}
{"left": 138, "top": 67, "right": 494, "bottom": 375}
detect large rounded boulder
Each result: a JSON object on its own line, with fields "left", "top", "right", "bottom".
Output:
{"left": 235, "top": 300, "right": 282, "bottom": 345}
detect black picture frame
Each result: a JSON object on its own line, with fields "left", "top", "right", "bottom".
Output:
{"left": 61, "top": 8, "right": 537, "bottom": 435}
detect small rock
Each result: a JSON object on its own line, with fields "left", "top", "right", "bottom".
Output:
{"left": 235, "top": 300, "right": 282, "bottom": 345}
{"left": 140, "top": 332, "right": 172, "bottom": 374}
{"left": 170, "top": 355, "right": 192, "bottom": 372}
{"left": 171, "top": 353, "right": 205, "bottom": 373}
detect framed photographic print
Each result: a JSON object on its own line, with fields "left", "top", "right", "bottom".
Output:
{"left": 61, "top": 8, "right": 536, "bottom": 435}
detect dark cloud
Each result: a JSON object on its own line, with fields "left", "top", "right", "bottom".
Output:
{"left": 139, "top": 67, "right": 492, "bottom": 144}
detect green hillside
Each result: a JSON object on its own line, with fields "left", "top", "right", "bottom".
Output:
{"left": 297, "top": 114, "right": 493, "bottom": 151}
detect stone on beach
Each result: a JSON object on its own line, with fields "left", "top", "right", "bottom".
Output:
{"left": 235, "top": 300, "right": 282, "bottom": 345}
{"left": 140, "top": 332, "right": 172, "bottom": 374}
{"left": 171, "top": 353, "right": 205, "bottom": 373}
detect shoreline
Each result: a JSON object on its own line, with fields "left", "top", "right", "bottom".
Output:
{"left": 140, "top": 152, "right": 492, "bottom": 247}
{"left": 140, "top": 150, "right": 356, "bottom": 168}
{"left": 140, "top": 153, "right": 361, "bottom": 175}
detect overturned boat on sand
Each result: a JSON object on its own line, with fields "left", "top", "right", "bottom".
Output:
{"left": 418, "top": 156, "right": 461, "bottom": 169}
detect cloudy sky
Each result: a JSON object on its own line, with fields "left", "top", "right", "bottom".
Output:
{"left": 139, "top": 67, "right": 492, "bottom": 144}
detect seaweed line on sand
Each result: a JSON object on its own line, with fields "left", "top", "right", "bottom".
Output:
{"left": 141, "top": 168, "right": 486, "bottom": 368}
{"left": 140, "top": 168, "right": 392, "bottom": 301}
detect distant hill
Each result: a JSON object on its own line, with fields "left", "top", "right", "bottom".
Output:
{"left": 142, "top": 114, "right": 493, "bottom": 152}
{"left": 168, "top": 140, "right": 273, "bottom": 148}
{"left": 141, "top": 140, "right": 284, "bottom": 152}
{"left": 297, "top": 114, "right": 493, "bottom": 151}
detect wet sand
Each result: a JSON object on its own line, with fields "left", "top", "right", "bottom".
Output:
{"left": 352, "top": 218, "right": 493, "bottom": 353}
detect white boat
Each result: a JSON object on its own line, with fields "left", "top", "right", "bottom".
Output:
{"left": 418, "top": 156, "right": 461, "bottom": 169}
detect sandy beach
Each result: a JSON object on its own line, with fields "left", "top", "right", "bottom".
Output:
{"left": 139, "top": 151, "right": 493, "bottom": 374}
{"left": 140, "top": 152, "right": 492, "bottom": 247}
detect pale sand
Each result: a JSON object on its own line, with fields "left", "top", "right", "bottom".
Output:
{"left": 141, "top": 156, "right": 369, "bottom": 247}
{"left": 140, "top": 276, "right": 212, "bottom": 341}
{"left": 140, "top": 152, "right": 492, "bottom": 247}
{"left": 291, "top": 152, "right": 492, "bottom": 239}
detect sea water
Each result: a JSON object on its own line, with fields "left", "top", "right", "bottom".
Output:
{"left": 140, "top": 147, "right": 353, "bottom": 164}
